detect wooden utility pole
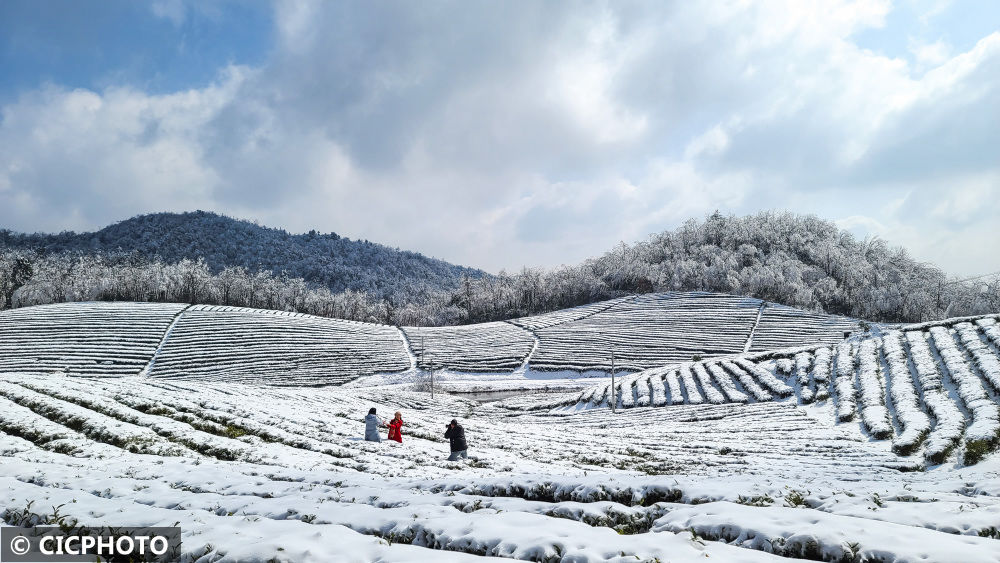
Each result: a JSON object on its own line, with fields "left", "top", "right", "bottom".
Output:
{"left": 419, "top": 336, "right": 433, "bottom": 399}
{"left": 611, "top": 349, "right": 616, "bottom": 414}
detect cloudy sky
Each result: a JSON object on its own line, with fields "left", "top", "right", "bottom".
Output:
{"left": 0, "top": 0, "right": 997, "bottom": 275}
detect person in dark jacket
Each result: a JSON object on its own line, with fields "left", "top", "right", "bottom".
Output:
{"left": 444, "top": 419, "right": 467, "bottom": 460}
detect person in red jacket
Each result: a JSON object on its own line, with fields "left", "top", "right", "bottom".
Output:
{"left": 387, "top": 411, "right": 404, "bottom": 443}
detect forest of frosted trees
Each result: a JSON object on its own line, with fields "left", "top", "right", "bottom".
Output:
{"left": 1, "top": 211, "right": 997, "bottom": 326}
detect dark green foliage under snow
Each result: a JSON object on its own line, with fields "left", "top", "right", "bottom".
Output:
{"left": 1, "top": 210, "right": 997, "bottom": 325}
{"left": 0, "top": 210, "right": 484, "bottom": 300}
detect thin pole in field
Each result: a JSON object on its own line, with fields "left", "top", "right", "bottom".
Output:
{"left": 611, "top": 349, "right": 616, "bottom": 414}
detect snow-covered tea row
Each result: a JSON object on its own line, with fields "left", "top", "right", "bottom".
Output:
{"left": 524, "top": 292, "right": 863, "bottom": 372}
{"left": 402, "top": 322, "right": 535, "bottom": 372}
{"left": 0, "top": 302, "right": 186, "bottom": 376}
{"left": 507, "top": 296, "right": 636, "bottom": 331}
{"left": 525, "top": 293, "right": 761, "bottom": 372}
{"left": 747, "top": 304, "right": 860, "bottom": 352}
{"left": 568, "top": 315, "right": 1000, "bottom": 466}
{"left": 149, "top": 305, "right": 411, "bottom": 385}
{"left": 2, "top": 373, "right": 999, "bottom": 562}
{"left": 0, "top": 294, "right": 867, "bottom": 382}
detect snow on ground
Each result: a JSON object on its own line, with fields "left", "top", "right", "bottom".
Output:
{"left": 3, "top": 372, "right": 1000, "bottom": 562}
{"left": 2, "top": 299, "right": 997, "bottom": 561}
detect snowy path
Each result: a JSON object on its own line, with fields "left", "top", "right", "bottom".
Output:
{"left": 744, "top": 301, "right": 767, "bottom": 352}
{"left": 139, "top": 303, "right": 192, "bottom": 376}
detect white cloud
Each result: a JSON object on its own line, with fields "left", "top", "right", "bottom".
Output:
{"left": 909, "top": 37, "right": 953, "bottom": 67}
{"left": 0, "top": 70, "right": 248, "bottom": 231}
{"left": 1, "top": 1, "right": 997, "bottom": 276}
{"left": 150, "top": 0, "right": 186, "bottom": 27}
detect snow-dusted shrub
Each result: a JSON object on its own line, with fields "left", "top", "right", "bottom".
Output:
{"left": 794, "top": 352, "right": 815, "bottom": 403}
{"left": 955, "top": 322, "right": 1000, "bottom": 392}
{"left": 663, "top": 370, "right": 683, "bottom": 405}
{"left": 976, "top": 318, "right": 1000, "bottom": 349}
{"left": 619, "top": 377, "right": 637, "bottom": 409}
{"left": 706, "top": 363, "right": 748, "bottom": 403}
{"left": 734, "top": 358, "right": 793, "bottom": 397}
{"left": 929, "top": 326, "right": 999, "bottom": 462}
{"left": 691, "top": 363, "right": 726, "bottom": 404}
{"left": 812, "top": 347, "right": 832, "bottom": 401}
{"left": 721, "top": 361, "right": 772, "bottom": 401}
{"left": 905, "top": 330, "right": 964, "bottom": 464}
{"left": 592, "top": 383, "right": 612, "bottom": 407}
{"left": 856, "top": 339, "right": 893, "bottom": 440}
{"left": 833, "top": 343, "right": 857, "bottom": 422}
{"left": 634, "top": 374, "right": 653, "bottom": 407}
{"left": 775, "top": 358, "right": 794, "bottom": 375}
{"left": 578, "top": 384, "right": 601, "bottom": 404}
{"left": 650, "top": 370, "right": 669, "bottom": 406}
{"left": 882, "top": 332, "right": 930, "bottom": 455}
{"left": 679, "top": 364, "right": 705, "bottom": 405}
{"left": 608, "top": 383, "right": 622, "bottom": 409}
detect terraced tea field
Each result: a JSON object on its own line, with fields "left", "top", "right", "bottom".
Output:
{"left": 150, "top": 305, "right": 411, "bottom": 385}
{"left": 0, "top": 302, "right": 187, "bottom": 376}
{"left": 3, "top": 298, "right": 998, "bottom": 561}
{"left": 571, "top": 314, "right": 1000, "bottom": 467}
{"left": 2, "top": 373, "right": 999, "bottom": 562}
{"left": 0, "top": 293, "right": 865, "bottom": 384}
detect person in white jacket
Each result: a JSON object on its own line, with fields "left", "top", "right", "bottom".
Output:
{"left": 364, "top": 407, "right": 386, "bottom": 442}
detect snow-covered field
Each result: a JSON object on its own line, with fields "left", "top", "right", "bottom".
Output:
{"left": 2, "top": 368, "right": 1000, "bottom": 562}
{"left": 3, "top": 299, "right": 999, "bottom": 561}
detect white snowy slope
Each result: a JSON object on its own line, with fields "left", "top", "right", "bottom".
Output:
{"left": 525, "top": 293, "right": 761, "bottom": 372}
{"left": 569, "top": 313, "right": 1000, "bottom": 468}
{"left": 2, "top": 372, "right": 1000, "bottom": 562}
